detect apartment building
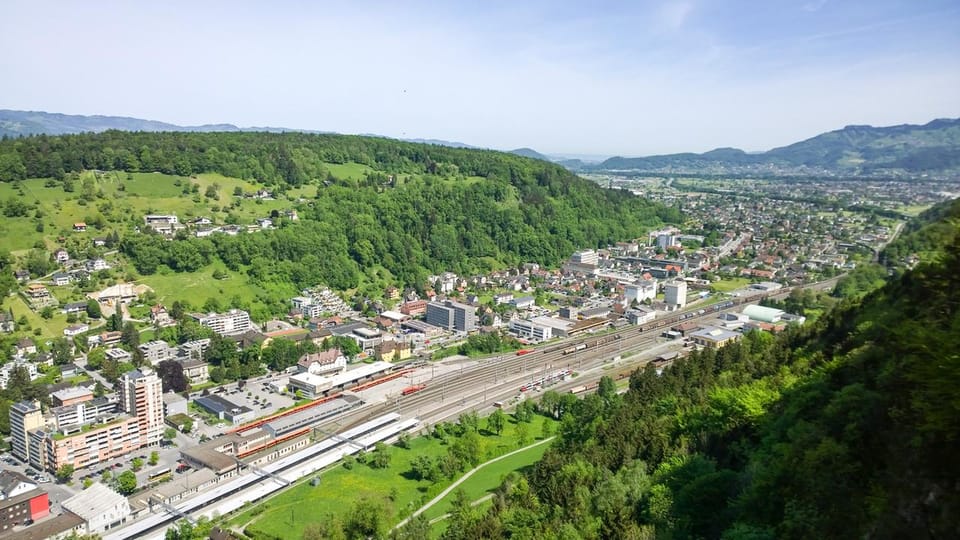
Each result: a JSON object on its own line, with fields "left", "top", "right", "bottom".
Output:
{"left": 192, "top": 309, "right": 251, "bottom": 336}
{"left": 425, "top": 300, "right": 477, "bottom": 332}
{"left": 117, "top": 368, "right": 164, "bottom": 448}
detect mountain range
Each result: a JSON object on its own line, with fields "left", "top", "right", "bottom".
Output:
{"left": 2, "top": 109, "right": 958, "bottom": 176}
{"left": 595, "top": 118, "right": 960, "bottom": 176}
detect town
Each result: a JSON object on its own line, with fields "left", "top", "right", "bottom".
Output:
{"left": 0, "top": 172, "right": 947, "bottom": 538}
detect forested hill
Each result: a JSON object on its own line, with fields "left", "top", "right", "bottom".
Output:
{"left": 0, "top": 131, "right": 678, "bottom": 290}
{"left": 439, "top": 211, "right": 960, "bottom": 538}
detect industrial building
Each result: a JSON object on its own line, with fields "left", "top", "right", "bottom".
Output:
{"left": 664, "top": 280, "right": 688, "bottom": 310}
{"left": 61, "top": 482, "right": 131, "bottom": 535}
{"left": 194, "top": 395, "right": 255, "bottom": 426}
{"left": 689, "top": 326, "right": 741, "bottom": 348}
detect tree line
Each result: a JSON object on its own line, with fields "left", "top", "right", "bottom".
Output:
{"left": 437, "top": 231, "right": 960, "bottom": 538}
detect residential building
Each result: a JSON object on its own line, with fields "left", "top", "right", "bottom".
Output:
{"left": 61, "top": 301, "right": 87, "bottom": 314}
{"left": 52, "top": 272, "right": 72, "bottom": 286}
{"left": 53, "top": 249, "right": 70, "bottom": 264}
{"left": 50, "top": 396, "right": 117, "bottom": 429}
{"left": 192, "top": 309, "right": 251, "bottom": 336}
{"left": 51, "top": 387, "right": 93, "bottom": 408}
{"left": 117, "top": 367, "right": 165, "bottom": 448}
{"left": 179, "top": 338, "right": 211, "bottom": 360}
{"left": 179, "top": 357, "right": 209, "bottom": 384}
{"left": 15, "top": 338, "right": 36, "bottom": 356}
{"left": 139, "top": 341, "right": 176, "bottom": 365}
{"left": 511, "top": 296, "right": 536, "bottom": 310}
{"left": 143, "top": 215, "right": 179, "bottom": 235}
{"left": 297, "top": 349, "right": 347, "bottom": 376}
{"left": 61, "top": 482, "right": 131, "bottom": 535}
{"left": 0, "top": 312, "right": 14, "bottom": 333}
{"left": 425, "top": 300, "right": 477, "bottom": 332}
{"left": 399, "top": 300, "right": 427, "bottom": 316}
{"left": 150, "top": 304, "right": 174, "bottom": 327}
{"left": 571, "top": 249, "right": 599, "bottom": 266}
{"left": 0, "top": 470, "right": 49, "bottom": 534}
{"left": 73, "top": 222, "right": 86, "bottom": 232}
{"left": 0, "top": 361, "right": 40, "bottom": 390}
{"left": 63, "top": 324, "right": 90, "bottom": 337}
{"left": 85, "top": 258, "right": 111, "bottom": 272}
{"left": 10, "top": 401, "right": 43, "bottom": 463}
{"left": 105, "top": 348, "right": 132, "bottom": 363}
{"left": 664, "top": 280, "right": 688, "bottom": 310}
{"left": 24, "top": 283, "right": 49, "bottom": 299}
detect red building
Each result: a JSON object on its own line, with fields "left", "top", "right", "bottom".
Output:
{"left": 0, "top": 471, "right": 49, "bottom": 534}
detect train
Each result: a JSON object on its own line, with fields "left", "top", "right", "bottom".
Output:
{"left": 516, "top": 349, "right": 534, "bottom": 356}
{"left": 555, "top": 333, "right": 623, "bottom": 355}
{"left": 401, "top": 384, "right": 427, "bottom": 396}
{"left": 520, "top": 368, "right": 572, "bottom": 392}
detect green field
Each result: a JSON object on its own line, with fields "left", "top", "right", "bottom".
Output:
{"left": 229, "top": 415, "right": 558, "bottom": 538}
{"left": 0, "top": 172, "right": 299, "bottom": 254}
{"left": 134, "top": 261, "right": 286, "bottom": 308}
{"left": 422, "top": 439, "right": 552, "bottom": 522}
{"left": 325, "top": 162, "right": 375, "bottom": 181}
{"left": 710, "top": 277, "right": 751, "bottom": 293}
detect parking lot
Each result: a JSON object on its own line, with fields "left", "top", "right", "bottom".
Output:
{"left": 188, "top": 376, "right": 297, "bottom": 438}
{"left": 1, "top": 452, "right": 78, "bottom": 512}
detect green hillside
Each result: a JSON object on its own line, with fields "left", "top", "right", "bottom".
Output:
{"left": 0, "top": 131, "right": 677, "bottom": 315}
{"left": 435, "top": 210, "right": 960, "bottom": 538}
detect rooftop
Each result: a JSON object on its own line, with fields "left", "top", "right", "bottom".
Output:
{"left": 62, "top": 482, "right": 128, "bottom": 519}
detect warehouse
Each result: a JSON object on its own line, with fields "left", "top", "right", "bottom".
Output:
{"left": 261, "top": 395, "right": 362, "bottom": 438}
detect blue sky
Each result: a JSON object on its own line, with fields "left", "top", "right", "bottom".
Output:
{"left": 2, "top": 0, "right": 958, "bottom": 156}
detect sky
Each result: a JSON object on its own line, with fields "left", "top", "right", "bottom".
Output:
{"left": 2, "top": 0, "right": 959, "bottom": 156}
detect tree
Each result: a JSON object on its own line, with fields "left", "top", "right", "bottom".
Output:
{"left": 85, "top": 347, "right": 106, "bottom": 370}
{"left": 370, "top": 441, "right": 392, "bottom": 469}
{"left": 344, "top": 498, "right": 387, "bottom": 540}
{"left": 121, "top": 321, "right": 140, "bottom": 348}
{"left": 303, "top": 516, "right": 346, "bottom": 540}
{"left": 598, "top": 375, "right": 616, "bottom": 401}
{"left": 149, "top": 451, "right": 159, "bottom": 466}
{"left": 102, "top": 357, "right": 120, "bottom": 383}
{"left": 55, "top": 464, "right": 75, "bottom": 483}
{"left": 117, "top": 470, "right": 137, "bottom": 494}
{"left": 156, "top": 360, "right": 190, "bottom": 392}
{"left": 487, "top": 408, "right": 506, "bottom": 435}
{"left": 410, "top": 455, "right": 436, "bottom": 482}
{"left": 515, "top": 422, "right": 530, "bottom": 447}
{"left": 106, "top": 310, "right": 123, "bottom": 331}
{"left": 131, "top": 457, "right": 143, "bottom": 472}
{"left": 86, "top": 299, "right": 102, "bottom": 319}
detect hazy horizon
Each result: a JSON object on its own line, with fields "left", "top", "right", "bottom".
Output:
{"left": 2, "top": 0, "right": 958, "bottom": 156}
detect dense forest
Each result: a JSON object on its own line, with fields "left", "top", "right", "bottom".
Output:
{"left": 433, "top": 213, "right": 960, "bottom": 538}
{"left": 0, "top": 131, "right": 677, "bottom": 288}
